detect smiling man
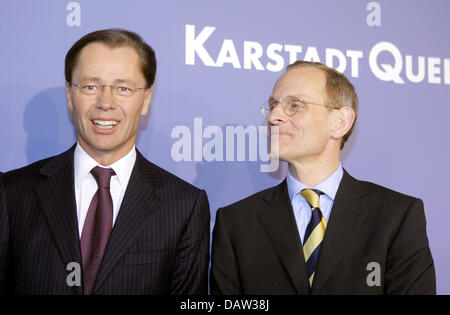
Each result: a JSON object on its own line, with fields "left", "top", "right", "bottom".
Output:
{"left": 0, "top": 29, "right": 210, "bottom": 295}
{"left": 210, "top": 61, "right": 435, "bottom": 295}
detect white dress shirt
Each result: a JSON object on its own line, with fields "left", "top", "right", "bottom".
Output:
{"left": 286, "top": 164, "right": 344, "bottom": 244}
{"left": 74, "top": 143, "right": 136, "bottom": 238}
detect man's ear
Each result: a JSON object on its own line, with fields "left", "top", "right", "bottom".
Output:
{"left": 330, "top": 107, "right": 355, "bottom": 140}
{"left": 141, "top": 88, "right": 153, "bottom": 116}
{"left": 66, "top": 82, "right": 74, "bottom": 112}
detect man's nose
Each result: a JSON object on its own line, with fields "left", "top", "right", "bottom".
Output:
{"left": 96, "top": 86, "right": 116, "bottom": 110}
{"left": 268, "top": 103, "right": 286, "bottom": 126}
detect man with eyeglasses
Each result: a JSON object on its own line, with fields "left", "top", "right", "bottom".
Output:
{"left": 0, "top": 29, "right": 210, "bottom": 295}
{"left": 210, "top": 61, "right": 435, "bottom": 295}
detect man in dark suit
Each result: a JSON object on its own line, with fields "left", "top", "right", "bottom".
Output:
{"left": 210, "top": 61, "right": 435, "bottom": 295}
{"left": 0, "top": 29, "right": 210, "bottom": 295}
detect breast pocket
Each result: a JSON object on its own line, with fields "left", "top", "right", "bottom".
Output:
{"left": 123, "top": 251, "right": 165, "bottom": 266}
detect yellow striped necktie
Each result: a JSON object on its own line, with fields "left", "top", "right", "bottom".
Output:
{"left": 301, "top": 189, "right": 327, "bottom": 286}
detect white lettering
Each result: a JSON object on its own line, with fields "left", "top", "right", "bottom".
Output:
{"left": 366, "top": 2, "right": 381, "bottom": 27}
{"left": 170, "top": 119, "right": 279, "bottom": 172}
{"left": 171, "top": 126, "right": 192, "bottom": 161}
{"left": 66, "top": 2, "right": 81, "bottom": 27}
{"left": 304, "top": 46, "right": 320, "bottom": 62}
{"left": 261, "top": 125, "right": 279, "bottom": 173}
{"left": 444, "top": 59, "right": 450, "bottom": 85}
{"left": 346, "top": 50, "right": 363, "bottom": 77}
{"left": 185, "top": 25, "right": 216, "bottom": 66}
{"left": 366, "top": 262, "right": 381, "bottom": 287}
{"left": 228, "top": 126, "right": 257, "bottom": 161}
{"left": 180, "top": 299, "right": 214, "bottom": 312}
{"left": 326, "top": 48, "right": 347, "bottom": 73}
{"left": 216, "top": 39, "right": 241, "bottom": 68}
{"left": 184, "top": 25, "right": 449, "bottom": 86}
{"left": 369, "top": 41, "right": 405, "bottom": 84}
{"left": 428, "top": 57, "right": 441, "bottom": 84}
{"left": 284, "top": 44, "right": 303, "bottom": 65}
{"left": 266, "top": 43, "right": 285, "bottom": 72}
{"left": 66, "top": 262, "right": 81, "bottom": 287}
{"left": 203, "top": 126, "right": 224, "bottom": 161}
{"left": 194, "top": 117, "right": 203, "bottom": 161}
{"left": 243, "top": 41, "right": 264, "bottom": 70}
{"left": 405, "top": 55, "right": 425, "bottom": 83}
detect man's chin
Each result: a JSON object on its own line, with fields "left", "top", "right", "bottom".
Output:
{"left": 79, "top": 139, "right": 124, "bottom": 157}
{"left": 269, "top": 144, "right": 288, "bottom": 160}
{"left": 272, "top": 148, "right": 297, "bottom": 164}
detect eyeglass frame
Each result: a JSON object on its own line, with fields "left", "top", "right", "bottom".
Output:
{"left": 69, "top": 82, "right": 149, "bottom": 99}
{"left": 261, "top": 95, "right": 340, "bottom": 119}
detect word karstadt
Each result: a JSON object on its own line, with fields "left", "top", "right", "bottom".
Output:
{"left": 186, "top": 24, "right": 450, "bottom": 85}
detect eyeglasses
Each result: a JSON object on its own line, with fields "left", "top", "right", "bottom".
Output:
{"left": 70, "top": 82, "right": 148, "bottom": 100}
{"left": 261, "top": 96, "right": 340, "bottom": 119}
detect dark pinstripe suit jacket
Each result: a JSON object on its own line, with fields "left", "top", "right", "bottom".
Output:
{"left": 0, "top": 146, "right": 210, "bottom": 295}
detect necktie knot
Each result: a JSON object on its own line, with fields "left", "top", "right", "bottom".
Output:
{"left": 91, "top": 166, "right": 115, "bottom": 189}
{"left": 300, "top": 189, "right": 323, "bottom": 209}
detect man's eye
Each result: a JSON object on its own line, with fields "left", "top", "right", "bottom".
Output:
{"left": 290, "top": 102, "right": 301, "bottom": 109}
{"left": 290, "top": 101, "right": 305, "bottom": 110}
{"left": 117, "top": 86, "right": 132, "bottom": 92}
{"left": 83, "top": 85, "right": 98, "bottom": 91}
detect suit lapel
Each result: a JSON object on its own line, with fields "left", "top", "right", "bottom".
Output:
{"left": 92, "top": 150, "right": 163, "bottom": 293}
{"left": 35, "top": 145, "right": 83, "bottom": 295}
{"left": 311, "top": 170, "right": 369, "bottom": 293}
{"left": 257, "top": 180, "right": 310, "bottom": 295}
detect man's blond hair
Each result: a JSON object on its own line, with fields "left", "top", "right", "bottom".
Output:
{"left": 287, "top": 61, "right": 358, "bottom": 149}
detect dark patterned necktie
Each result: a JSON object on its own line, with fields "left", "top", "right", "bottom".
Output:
{"left": 301, "top": 189, "right": 327, "bottom": 286}
{"left": 80, "top": 166, "right": 115, "bottom": 295}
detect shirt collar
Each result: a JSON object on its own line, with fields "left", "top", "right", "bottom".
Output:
{"left": 286, "top": 163, "right": 344, "bottom": 201}
{"left": 74, "top": 143, "right": 137, "bottom": 189}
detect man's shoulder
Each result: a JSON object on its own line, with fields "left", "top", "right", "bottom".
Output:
{"left": 4, "top": 155, "right": 57, "bottom": 185}
{"left": 351, "top": 174, "right": 420, "bottom": 204}
{"left": 343, "top": 171, "right": 423, "bottom": 222}
{"left": 218, "top": 181, "right": 285, "bottom": 218}
{"left": 5, "top": 144, "right": 76, "bottom": 182}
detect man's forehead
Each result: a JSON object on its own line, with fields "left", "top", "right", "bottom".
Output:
{"left": 73, "top": 42, "right": 144, "bottom": 81}
{"left": 77, "top": 42, "right": 139, "bottom": 62}
{"left": 280, "top": 66, "right": 326, "bottom": 85}
{"left": 272, "top": 66, "right": 327, "bottom": 98}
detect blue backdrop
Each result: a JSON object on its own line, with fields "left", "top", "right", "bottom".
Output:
{"left": 1, "top": 0, "right": 449, "bottom": 293}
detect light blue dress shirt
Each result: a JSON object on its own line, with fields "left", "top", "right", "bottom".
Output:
{"left": 286, "top": 164, "right": 344, "bottom": 244}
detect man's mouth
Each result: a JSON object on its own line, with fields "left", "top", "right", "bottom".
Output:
{"left": 273, "top": 129, "right": 291, "bottom": 137}
{"left": 92, "top": 120, "right": 119, "bottom": 129}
